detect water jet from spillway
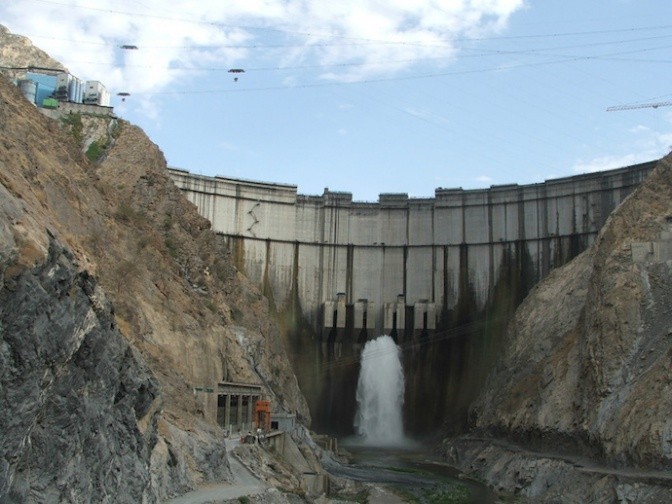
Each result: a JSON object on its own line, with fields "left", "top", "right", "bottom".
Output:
{"left": 354, "top": 335, "right": 406, "bottom": 447}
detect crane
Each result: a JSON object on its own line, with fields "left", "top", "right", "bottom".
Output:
{"left": 607, "top": 101, "right": 672, "bottom": 112}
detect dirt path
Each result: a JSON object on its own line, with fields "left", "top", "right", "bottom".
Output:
{"left": 162, "top": 439, "right": 267, "bottom": 504}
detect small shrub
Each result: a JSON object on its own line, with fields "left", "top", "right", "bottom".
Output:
{"left": 162, "top": 214, "right": 174, "bottom": 231}
{"left": 109, "top": 119, "right": 122, "bottom": 138}
{"left": 114, "top": 260, "right": 140, "bottom": 294}
{"left": 114, "top": 203, "right": 147, "bottom": 225}
{"left": 137, "top": 235, "right": 152, "bottom": 252}
{"left": 164, "top": 235, "right": 179, "bottom": 258}
{"left": 86, "top": 139, "right": 106, "bottom": 162}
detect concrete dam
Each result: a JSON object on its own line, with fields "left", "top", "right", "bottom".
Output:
{"left": 168, "top": 161, "right": 656, "bottom": 435}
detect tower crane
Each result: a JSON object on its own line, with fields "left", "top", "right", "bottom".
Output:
{"left": 606, "top": 101, "right": 672, "bottom": 112}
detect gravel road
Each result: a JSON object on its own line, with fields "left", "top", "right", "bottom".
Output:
{"left": 163, "top": 438, "right": 267, "bottom": 504}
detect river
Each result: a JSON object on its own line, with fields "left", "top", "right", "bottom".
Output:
{"left": 325, "top": 440, "right": 504, "bottom": 504}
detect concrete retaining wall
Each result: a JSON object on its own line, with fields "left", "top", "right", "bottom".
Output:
{"left": 168, "top": 161, "right": 656, "bottom": 340}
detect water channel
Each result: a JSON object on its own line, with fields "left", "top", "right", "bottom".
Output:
{"left": 322, "top": 335, "right": 504, "bottom": 503}
{"left": 326, "top": 442, "right": 501, "bottom": 504}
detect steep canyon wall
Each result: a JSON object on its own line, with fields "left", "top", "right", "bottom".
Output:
{"left": 0, "top": 69, "right": 307, "bottom": 501}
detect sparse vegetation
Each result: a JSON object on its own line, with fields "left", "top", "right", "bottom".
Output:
{"left": 162, "top": 214, "right": 174, "bottom": 231}
{"left": 164, "top": 235, "right": 179, "bottom": 258}
{"left": 114, "top": 259, "right": 140, "bottom": 294}
{"left": 60, "top": 112, "right": 84, "bottom": 144}
{"left": 328, "top": 489, "right": 369, "bottom": 503}
{"left": 231, "top": 306, "right": 244, "bottom": 322}
{"left": 109, "top": 119, "right": 122, "bottom": 138}
{"left": 114, "top": 202, "right": 147, "bottom": 225}
{"left": 136, "top": 234, "right": 153, "bottom": 252}
{"left": 86, "top": 138, "right": 106, "bottom": 162}
{"left": 87, "top": 225, "right": 106, "bottom": 255}
{"left": 423, "top": 483, "right": 471, "bottom": 504}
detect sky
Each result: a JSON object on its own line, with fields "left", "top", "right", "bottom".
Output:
{"left": 2, "top": 0, "right": 671, "bottom": 201}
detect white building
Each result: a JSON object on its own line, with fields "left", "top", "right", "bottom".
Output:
{"left": 83, "top": 80, "right": 110, "bottom": 107}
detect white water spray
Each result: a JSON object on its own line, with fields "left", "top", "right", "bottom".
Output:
{"left": 354, "top": 335, "right": 406, "bottom": 446}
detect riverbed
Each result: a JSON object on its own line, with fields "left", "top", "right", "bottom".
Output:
{"left": 326, "top": 440, "right": 503, "bottom": 504}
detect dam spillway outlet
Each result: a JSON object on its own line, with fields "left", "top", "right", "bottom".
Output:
{"left": 354, "top": 335, "right": 406, "bottom": 447}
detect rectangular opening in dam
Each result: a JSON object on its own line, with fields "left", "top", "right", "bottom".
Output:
{"left": 390, "top": 312, "right": 398, "bottom": 342}
{"left": 358, "top": 309, "right": 368, "bottom": 343}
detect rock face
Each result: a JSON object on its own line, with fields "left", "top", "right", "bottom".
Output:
{"left": 0, "top": 29, "right": 309, "bottom": 502}
{"left": 0, "top": 226, "right": 160, "bottom": 502}
{"left": 445, "top": 156, "right": 672, "bottom": 501}
{"left": 0, "top": 24, "right": 65, "bottom": 75}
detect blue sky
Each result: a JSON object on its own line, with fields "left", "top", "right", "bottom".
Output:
{"left": 2, "top": 0, "right": 671, "bottom": 201}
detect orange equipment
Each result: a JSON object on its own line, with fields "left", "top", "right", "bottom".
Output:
{"left": 255, "top": 400, "right": 271, "bottom": 432}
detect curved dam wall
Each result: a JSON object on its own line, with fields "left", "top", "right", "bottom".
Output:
{"left": 169, "top": 161, "right": 656, "bottom": 434}
{"left": 168, "top": 161, "right": 655, "bottom": 340}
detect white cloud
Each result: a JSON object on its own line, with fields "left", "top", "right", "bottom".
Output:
{"left": 403, "top": 106, "right": 451, "bottom": 127}
{"left": 476, "top": 175, "right": 493, "bottom": 183}
{"left": 0, "top": 0, "right": 525, "bottom": 93}
{"left": 218, "top": 141, "right": 238, "bottom": 151}
{"left": 572, "top": 127, "right": 672, "bottom": 174}
{"left": 629, "top": 124, "right": 649, "bottom": 134}
{"left": 572, "top": 154, "right": 643, "bottom": 174}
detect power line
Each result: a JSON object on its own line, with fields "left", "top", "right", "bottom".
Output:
{"left": 23, "top": 0, "right": 672, "bottom": 48}
{"left": 607, "top": 100, "right": 672, "bottom": 111}
{"left": 121, "top": 50, "right": 670, "bottom": 96}
{"left": 20, "top": 15, "right": 672, "bottom": 51}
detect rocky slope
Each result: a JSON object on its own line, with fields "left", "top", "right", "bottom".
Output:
{"left": 0, "top": 25, "right": 65, "bottom": 75}
{"left": 444, "top": 155, "right": 672, "bottom": 502}
{"left": 0, "top": 210, "right": 160, "bottom": 502}
{"left": 0, "top": 35, "right": 308, "bottom": 503}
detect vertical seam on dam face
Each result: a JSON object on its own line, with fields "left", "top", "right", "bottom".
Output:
{"left": 487, "top": 189, "right": 494, "bottom": 302}
{"left": 330, "top": 201, "right": 339, "bottom": 298}
{"left": 431, "top": 245, "right": 436, "bottom": 304}
{"left": 517, "top": 187, "right": 525, "bottom": 241}
{"left": 263, "top": 238, "right": 274, "bottom": 308}
{"left": 405, "top": 204, "right": 409, "bottom": 300}
{"left": 235, "top": 185, "right": 242, "bottom": 238}
{"left": 403, "top": 245, "right": 408, "bottom": 299}
{"left": 167, "top": 161, "right": 657, "bottom": 337}
{"left": 540, "top": 184, "right": 549, "bottom": 277}
{"left": 443, "top": 244, "right": 449, "bottom": 319}
{"left": 292, "top": 241, "right": 300, "bottom": 294}
{"left": 431, "top": 206, "right": 436, "bottom": 304}
{"left": 346, "top": 244, "right": 354, "bottom": 303}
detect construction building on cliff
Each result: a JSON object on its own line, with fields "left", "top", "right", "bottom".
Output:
{"left": 9, "top": 67, "right": 115, "bottom": 118}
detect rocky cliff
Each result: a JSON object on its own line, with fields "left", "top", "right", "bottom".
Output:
{"left": 0, "top": 25, "right": 65, "bottom": 74}
{"left": 0, "top": 32, "right": 308, "bottom": 502}
{"left": 444, "top": 155, "right": 672, "bottom": 502}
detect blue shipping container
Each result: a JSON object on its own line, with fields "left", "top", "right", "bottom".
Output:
{"left": 26, "top": 72, "right": 57, "bottom": 107}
